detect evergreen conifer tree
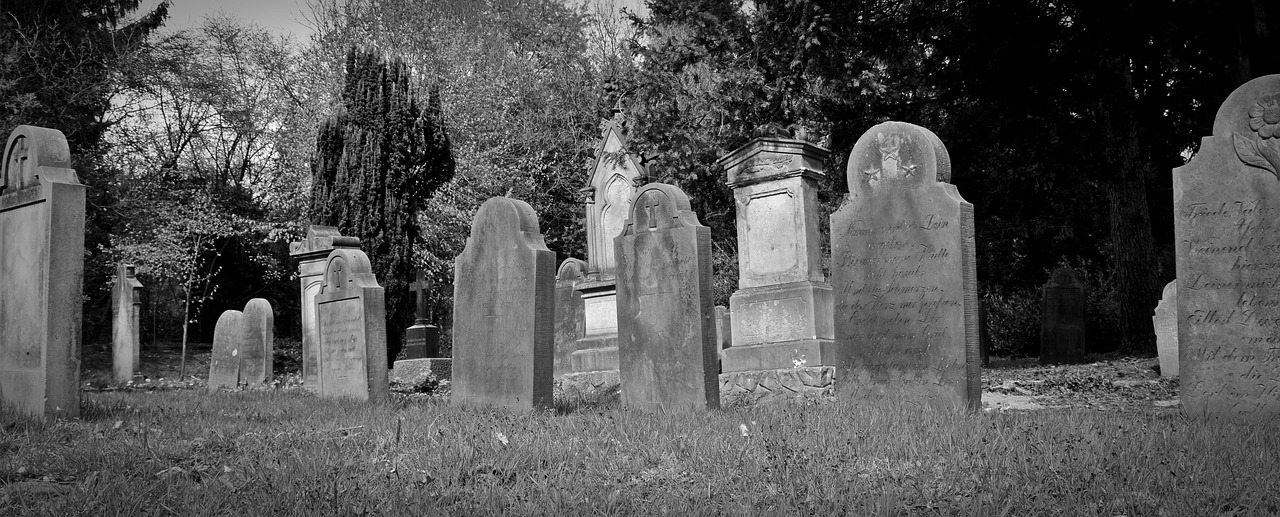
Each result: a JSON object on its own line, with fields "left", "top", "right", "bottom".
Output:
{"left": 310, "top": 47, "right": 455, "bottom": 367}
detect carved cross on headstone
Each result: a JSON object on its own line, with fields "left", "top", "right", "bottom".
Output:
{"left": 642, "top": 193, "right": 662, "bottom": 230}
{"left": 5, "top": 136, "right": 28, "bottom": 191}
{"left": 410, "top": 271, "right": 430, "bottom": 324}
{"left": 326, "top": 258, "right": 346, "bottom": 293}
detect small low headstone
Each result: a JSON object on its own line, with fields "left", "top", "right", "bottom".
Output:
{"left": 1175, "top": 74, "right": 1280, "bottom": 417}
{"left": 112, "top": 263, "right": 143, "bottom": 383}
{"left": 0, "top": 126, "right": 86, "bottom": 419}
{"left": 831, "top": 121, "right": 980, "bottom": 411}
{"left": 1039, "top": 267, "right": 1086, "bottom": 365}
{"left": 402, "top": 272, "right": 439, "bottom": 360}
{"left": 451, "top": 196, "right": 555, "bottom": 411}
{"left": 554, "top": 258, "right": 588, "bottom": 377}
{"left": 616, "top": 183, "right": 719, "bottom": 412}
{"left": 315, "top": 249, "right": 389, "bottom": 402}
{"left": 1153, "top": 280, "right": 1178, "bottom": 377}
{"left": 207, "top": 298, "right": 274, "bottom": 389}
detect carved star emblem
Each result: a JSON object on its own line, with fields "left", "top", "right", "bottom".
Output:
{"left": 863, "top": 166, "right": 881, "bottom": 183}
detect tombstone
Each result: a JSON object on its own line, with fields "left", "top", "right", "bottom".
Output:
{"left": 402, "top": 272, "right": 439, "bottom": 360}
{"left": 451, "top": 196, "right": 555, "bottom": 411}
{"left": 0, "top": 126, "right": 86, "bottom": 419}
{"left": 289, "top": 226, "right": 360, "bottom": 389}
{"left": 554, "top": 258, "right": 588, "bottom": 377}
{"left": 1039, "top": 267, "right": 1087, "bottom": 365}
{"left": 568, "top": 112, "right": 647, "bottom": 375}
{"left": 1173, "top": 74, "right": 1280, "bottom": 417}
{"left": 616, "top": 183, "right": 719, "bottom": 411}
{"left": 718, "top": 123, "right": 835, "bottom": 372}
{"left": 831, "top": 121, "right": 980, "bottom": 411}
{"left": 715, "top": 305, "right": 732, "bottom": 365}
{"left": 111, "top": 263, "right": 143, "bottom": 383}
{"left": 207, "top": 298, "right": 274, "bottom": 389}
{"left": 1153, "top": 280, "right": 1178, "bottom": 377}
{"left": 315, "top": 249, "right": 388, "bottom": 402}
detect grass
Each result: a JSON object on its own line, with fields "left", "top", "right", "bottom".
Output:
{"left": 1, "top": 350, "right": 1277, "bottom": 515}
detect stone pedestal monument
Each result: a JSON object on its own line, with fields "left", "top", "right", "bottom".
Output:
{"left": 718, "top": 124, "right": 835, "bottom": 372}
{"left": 566, "top": 114, "right": 646, "bottom": 378}
{"left": 289, "top": 226, "right": 360, "bottom": 389}
{"left": 388, "top": 271, "right": 451, "bottom": 386}
{"left": 112, "top": 263, "right": 143, "bottom": 383}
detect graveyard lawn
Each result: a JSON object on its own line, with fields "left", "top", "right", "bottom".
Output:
{"left": 2, "top": 353, "right": 1276, "bottom": 515}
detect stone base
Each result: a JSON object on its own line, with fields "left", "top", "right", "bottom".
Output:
{"left": 389, "top": 358, "right": 452, "bottom": 386}
{"left": 719, "top": 366, "right": 835, "bottom": 406}
{"left": 721, "top": 338, "right": 835, "bottom": 373}
{"left": 558, "top": 369, "right": 620, "bottom": 394}
{"left": 729, "top": 280, "right": 834, "bottom": 348}
{"left": 570, "top": 335, "right": 618, "bottom": 373}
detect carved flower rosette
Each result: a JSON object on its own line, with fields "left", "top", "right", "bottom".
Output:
{"left": 1235, "top": 93, "right": 1280, "bottom": 179}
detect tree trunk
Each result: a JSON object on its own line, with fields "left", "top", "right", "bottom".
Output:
{"left": 1107, "top": 166, "right": 1158, "bottom": 355}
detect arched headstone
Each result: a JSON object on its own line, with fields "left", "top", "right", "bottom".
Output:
{"left": 554, "top": 258, "right": 588, "bottom": 377}
{"left": 615, "top": 183, "right": 719, "bottom": 411}
{"left": 451, "top": 196, "right": 555, "bottom": 411}
{"left": 1040, "top": 267, "right": 1086, "bottom": 365}
{"left": 315, "top": 249, "right": 388, "bottom": 402}
{"left": 830, "top": 121, "right": 979, "bottom": 411}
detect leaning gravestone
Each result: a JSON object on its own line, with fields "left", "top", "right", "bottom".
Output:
{"left": 1039, "top": 267, "right": 1086, "bottom": 365}
{"left": 831, "top": 121, "right": 980, "bottom": 411}
{"left": 452, "top": 196, "right": 555, "bottom": 411}
{"left": 315, "top": 249, "right": 388, "bottom": 402}
{"left": 112, "top": 263, "right": 143, "bottom": 383}
{"left": 1153, "top": 280, "right": 1178, "bottom": 377}
{"left": 616, "top": 183, "right": 719, "bottom": 411}
{"left": 0, "top": 126, "right": 86, "bottom": 419}
{"left": 207, "top": 298, "right": 274, "bottom": 389}
{"left": 554, "top": 258, "right": 588, "bottom": 377}
{"left": 1174, "top": 74, "right": 1280, "bottom": 417}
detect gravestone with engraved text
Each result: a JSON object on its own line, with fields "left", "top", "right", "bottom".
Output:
{"left": 289, "top": 226, "right": 360, "bottom": 389}
{"left": 554, "top": 258, "right": 588, "bottom": 376}
{"left": 314, "top": 249, "right": 388, "bottom": 402}
{"left": 1040, "top": 267, "right": 1086, "bottom": 365}
{"left": 1174, "top": 74, "right": 1280, "bottom": 417}
{"left": 0, "top": 126, "right": 86, "bottom": 419}
{"left": 831, "top": 121, "right": 979, "bottom": 410}
{"left": 112, "top": 263, "right": 143, "bottom": 383}
{"left": 616, "top": 183, "right": 719, "bottom": 411}
{"left": 452, "top": 196, "right": 555, "bottom": 411}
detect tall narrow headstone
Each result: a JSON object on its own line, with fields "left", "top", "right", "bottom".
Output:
{"left": 452, "top": 196, "right": 555, "bottom": 411}
{"left": 831, "top": 121, "right": 979, "bottom": 411}
{"left": 1153, "top": 280, "right": 1178, "bottom": 377}
{"left": 207, "top": 298, "right": 274, "bottom": 389}
{"left": 289, "top": 226, "right": 360, "bottom": 389}
{"left": 111, "top": 263, "right": 143, "bottom": 383}
{"left": 1174, "top": 74, "right": 1280, "bottom": 417}
{"left": 1039, "top": 267, "right": 1086, "bottom": 365}
{"left": 616, "top": 183, "right": 719, "bottom": 411}
{"left": 315, "top": 249, "right": 388, "bottom": 402}
{"left": 569, "top": 112, "right": 646, "bottom": 375}
{"left": 554, "top": 258, "right": 588, "bottom": 377}
{"left": 402, "top": 272, "right": 439, "bottom": 360}
{"left": 0, "top": 126, "right": 85, "bottom": 419}
{"left": 718, "top": 123, "right": 835, "bottom": 372}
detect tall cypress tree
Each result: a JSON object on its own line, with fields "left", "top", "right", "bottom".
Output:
{"left": 310, "top": 47, "right": 455, "bottom": 367}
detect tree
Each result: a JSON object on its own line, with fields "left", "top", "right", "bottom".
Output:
{"left": 310, "top": 46, "right": 455, "bottom": 366}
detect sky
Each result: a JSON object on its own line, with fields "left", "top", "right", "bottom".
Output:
{"left": 148, "top": 0, "right": 648, "bottom": 40}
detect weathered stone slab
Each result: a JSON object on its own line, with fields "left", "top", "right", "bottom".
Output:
{"left": 1153, "top": 280, "right": 1178, "bottom": 377}
{"left": 719, "top": 124, "right": 835, "bottom": 372}
{"left": 554, "top": 258, "right": 587, "bottom": 377}
{"left": 207, "top": 298, "right": 273, "bottom": 389}
{"left": 1040, "top": 267, "right": 1086, "bottom": 365}
{"left": 615, "top": 183, "right": 719, "bottom": 411}
{"left": 111, "top": 263, "right": 143, "bottom": 383}
{"left": 207, "top": 310, "right": 245, "bottom": 389}
{"left": 0, "top": 126, "right": 86, "bottom": 419}
{"left": 389, "top": 358, "right": 452, "bottom": 386}
{"left": 289, "top": 226, "right": 360, "bottom": 389}
{"left": 315, "top": 249, "right": 388, "bottom": 402}
{"left": 831, "top": 121, "right": 980, "bottom": 411}
{"left": 451, "top": 196, "right": 555, "bottom": 411}
{"left": 1174, "top": 74, "right": 1280, "bottom": 417}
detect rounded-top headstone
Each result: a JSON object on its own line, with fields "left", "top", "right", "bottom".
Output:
{"left": 847, "top": 121, "right": 951, "bottom": 195}
{"left": 624, "top": 183, "right": 702, "bottom": 233}
{"left": 241, "top": 298, "right": 274, "bottom": 383}
{"left": 321, "top": 248, "right": 378, "bottom": 295}
{"left": 557, "top": 257, "right": 588, "bottom": 285}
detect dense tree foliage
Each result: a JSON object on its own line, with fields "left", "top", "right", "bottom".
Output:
{"left": 309, "top": 47, "right": 455, "bottom": 366}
